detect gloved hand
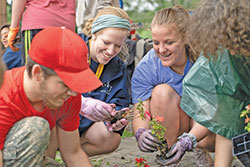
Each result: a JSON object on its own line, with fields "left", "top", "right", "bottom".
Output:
{"left": 155, "top": 133, "right": 197, "bottom": 166}
{"left": 135, "top": 128, "right": 162, "bottom": 152}
{"left": 8, "top": 27, "right": 20, "bottom": 52}
{"left": 106, "top": 107, "right": 129, "bottom": 131}
{"left": 80, "top": 96, "right": 115, "bottom": 122}
{"left": 106, "top": 118, "right": 128, "bottom": 131}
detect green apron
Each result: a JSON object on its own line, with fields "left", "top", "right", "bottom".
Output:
{"left": 181, "top": 49, "right": 250, "bottom": 139}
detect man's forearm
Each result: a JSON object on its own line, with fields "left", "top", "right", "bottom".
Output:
{"left": 0, "top": 150, "right": 3, "bottom": 167}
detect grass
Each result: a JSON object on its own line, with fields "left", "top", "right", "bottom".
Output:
{"left": 121, "top": 128, "right": 134, "bottom": 138}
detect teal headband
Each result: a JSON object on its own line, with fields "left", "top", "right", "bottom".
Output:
{"left": 91, "top": 15, "right": 130, "bottom": 34}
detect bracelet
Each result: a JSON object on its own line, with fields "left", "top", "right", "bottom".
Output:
{"left": 135, "top": 128, "right": 146, "bottom": 141}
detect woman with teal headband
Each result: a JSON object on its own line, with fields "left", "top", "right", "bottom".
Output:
{"left": 78, "top": 7, "right": 131, "bottom": 157}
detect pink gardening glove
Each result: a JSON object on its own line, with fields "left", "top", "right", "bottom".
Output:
{"left": 80, "top": 96, "right": 116, "bottom": 122}
{"left": 106, "top": 108, "right": 129, "bottom": 131}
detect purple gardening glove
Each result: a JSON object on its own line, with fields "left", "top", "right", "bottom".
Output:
{"left": 80, "top": 96, "right": 116, "bottom": 122}
{"left": 155, "top": 133, "right": 197, "bottom": 166}
{"left": 135, "top": 128, "right": 162, "bottom": 152}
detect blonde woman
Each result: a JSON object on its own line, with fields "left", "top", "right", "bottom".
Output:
{"left": 78, "top": 7, "right": 131, "bottom": 156}
{"left": 131, "top": 6, "right": 215, "bottom": 166}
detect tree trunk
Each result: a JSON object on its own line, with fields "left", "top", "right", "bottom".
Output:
{"left": 0, "top": 0, "right": 8, "bottom": 56}
{"left": 0, "top": 0, "right": 7, "bottom": 25}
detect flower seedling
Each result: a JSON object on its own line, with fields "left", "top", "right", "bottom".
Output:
{"left": 137, "top": 101, "right": 168, "bottom": 159}
{"left": 240, "top": 104, "right": 250, "bottom": 132}
{"left": 149, "top": 116, "right": 168, "bottom": 157}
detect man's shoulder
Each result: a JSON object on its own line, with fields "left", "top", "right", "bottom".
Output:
{"left": 0, "top": 67, "right": 25, "bottom": 103}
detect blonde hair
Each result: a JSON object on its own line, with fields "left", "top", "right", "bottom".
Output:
{"left": 151, "top": 6, "right": 196, "bottom": 62}
{"left": 189, "top": 0, "right": 250, "bottom": 58}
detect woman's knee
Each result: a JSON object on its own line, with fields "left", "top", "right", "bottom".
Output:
{"left": 152, "top": 84, "right": 179, "bottom": 104}
{"left": 104, "top": 133, "right": 121, "bottom": 153}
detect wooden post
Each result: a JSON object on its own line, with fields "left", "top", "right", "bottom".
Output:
{"left": 0, "top": 0, "right": 8, "bottom": 55}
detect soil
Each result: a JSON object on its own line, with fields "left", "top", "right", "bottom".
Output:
{"left": 90, "top": 125, "right": 245, "bottom": 167}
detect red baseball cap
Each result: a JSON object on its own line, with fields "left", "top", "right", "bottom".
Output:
{"left": 28, "top": 27, "right": 102, "bottom": 93}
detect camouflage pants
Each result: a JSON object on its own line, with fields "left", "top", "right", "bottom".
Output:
{"left": 3, "top": 116, "right": 50, "bottom": 167}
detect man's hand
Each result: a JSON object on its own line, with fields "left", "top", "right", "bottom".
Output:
{"left": 80, "top": 96, "right": 115, "bottom": 122}
{"left": 155, "top": 133, "right": 197, "bottom": 165}
{"left": 7, "top": 27, "right": 20, "bottom": 52}
{"left": 135, "top": 128, "right": 162, "bottom": 152}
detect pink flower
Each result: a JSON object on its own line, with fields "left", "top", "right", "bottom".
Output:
{"left": 155, "top": 116, "right": 164, "bottom": 122}
{"left": 144, "top": 111, "right": 151, "bottom": 120}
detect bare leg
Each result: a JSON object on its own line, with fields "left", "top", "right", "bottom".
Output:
{"left": 214, "top": 134, "right": 233, "bottom": 167}
{"left": 189, "top": 121, "right": 215, "bottom": 166}
{"left": 80, "top": 122, "right": 121, "bottom": 156}
{"left": 150, "top": 84, "right": 190, "bottom": 147}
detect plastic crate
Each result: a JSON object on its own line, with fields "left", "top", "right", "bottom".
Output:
{"left": 232, "top": 132, "right": 250, "bottom": 166}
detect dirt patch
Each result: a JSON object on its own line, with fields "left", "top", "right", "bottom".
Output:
{"left": 90, "top": 130, "right": 244, "bottom": 166}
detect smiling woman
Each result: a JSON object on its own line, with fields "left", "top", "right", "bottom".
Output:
{"left": 90, "top": 28, "right": 128, "bottom": 65}
{"left": 131, "top": 5, "right": 213, "bottom": 166}
{"left": 77, "top": 6, "right": 132, "bottom": 158}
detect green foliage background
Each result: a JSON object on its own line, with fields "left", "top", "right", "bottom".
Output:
{"left": 123, "top": 0, "right": 201, "bottom": 38}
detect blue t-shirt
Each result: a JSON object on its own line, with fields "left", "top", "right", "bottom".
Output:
{"left": 131, "top": 48, "right": 192, "bottom": 104}
{"left": 2, "top": 46, "right": 22, "bottom": 70}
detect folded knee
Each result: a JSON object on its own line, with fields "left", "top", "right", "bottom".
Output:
{"left": 152, "top": 84, "right": 178, "bottom": 100}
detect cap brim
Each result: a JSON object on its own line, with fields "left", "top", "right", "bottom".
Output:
{"left": 55, "top": 68, "right": 102, "bottom": 93}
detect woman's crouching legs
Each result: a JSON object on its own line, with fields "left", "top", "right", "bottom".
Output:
{"left": 150, "top": 84, "right": 191, "bottom": 147}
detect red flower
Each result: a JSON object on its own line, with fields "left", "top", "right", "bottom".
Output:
{"left": 155, "top": 116, "right": 164, "bottom": 122}
{"left": 144, "top": 111, "right": 151, "bottom": 120}
{"left": 135, "top": 158, "right": 145, "bottom": 163}
{"left": 245, "top": 117, "right": 250, "bottom": 124}
{"left": 144, "top": 164, "right": 149, "bottom": 167}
